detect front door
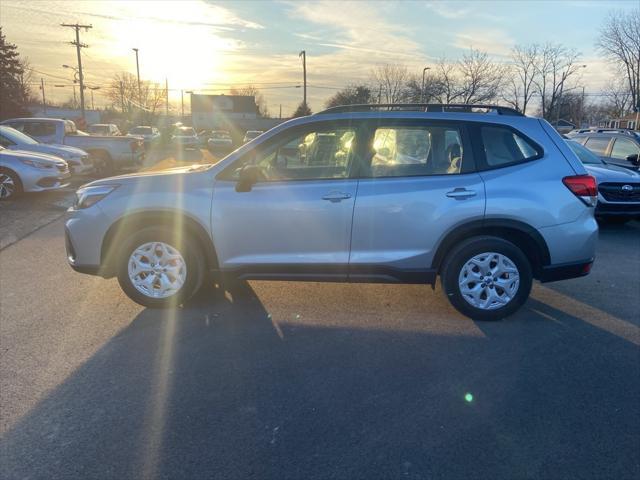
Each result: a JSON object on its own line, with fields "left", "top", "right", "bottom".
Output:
{"left": 212, "top": 121, "right": 361, "bottom": 280}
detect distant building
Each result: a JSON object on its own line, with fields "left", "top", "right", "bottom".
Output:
{"left": 26, "top": 105, "right": 101, "bottom": 127}
{"left": 191, "top": 94, "right": 257, "bottom": 129}
{"left": 599, "top": 112, "right": 639, "bottom": 131}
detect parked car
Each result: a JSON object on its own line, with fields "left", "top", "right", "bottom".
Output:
{"left": 87, "top": 123, "right": 122, "bottom": 136}
{"left": 243, "top": 130, "right": 263, "bottom": 143}
{"left": 0, "top": 125, "right": 93, "bottom": 175}
{"left": 207, "top": 130, "right": 233, "bottom": 150}
{"left": 127, "top": 126, "right": 161, "bottom": 148}
{"left": 566, "top": 128, "right": 631, "bottom": 137}
{"left": 171, "top": 126, "right": 200, "bottom": 149}
{"left": 1, "top": 118, "right": 145, "bottom": 175}
{"left": 65, "top": 103, "right": 598, "bottom": 321}
{"left": 0, "top": 145, "right": 70, "bottom": 200}
{"left": 566, "top": 139, "right": 640, "bottom": 223}
{"left": 571, "top": 131, "right": 640, "bottom": 170}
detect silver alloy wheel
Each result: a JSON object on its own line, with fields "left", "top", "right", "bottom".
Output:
{"left": 128, "top": 242, "right": 187, "bottom": 299}
{"left": 458, "top": 252, "right": 520, "bottom": 310}
{"left": 0, "top": 173, "right": 16, "bottom": 199}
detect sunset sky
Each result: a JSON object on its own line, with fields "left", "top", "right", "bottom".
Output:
{"left": 1, "top": 0, "right": 636, "bottom": 115}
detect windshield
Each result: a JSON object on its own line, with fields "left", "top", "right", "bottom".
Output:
{"left": 0, "top": 126, "right": 39, "bottom": 145}
{"left": 212, "top": 132, "right": 230, "bottom": 139}
{"left": 567, "top": 140, "right": 605, "bottom": 165}
{"left": 176, "top": 127, "right": 195, "bottom": 136}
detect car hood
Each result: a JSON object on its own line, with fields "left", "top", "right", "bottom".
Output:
{"left": 83, "top": 164, "right": 212, "bottom": 187}
{"left": 11, "top": 143, "right": 86, "bottom": 158}
{"left": 0, "top": 148, "right": 67, "bottom": 165}
{"left": 585, "top": 163, "right": 640, "bottom": 182}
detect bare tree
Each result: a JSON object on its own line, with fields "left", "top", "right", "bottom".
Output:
{"left": 105, "top": 73, "right": 166, "bottom": 117}
{"left": 229, "top": 85, "right": 269, "bottom": 117}
{"left": 371, "top": 64, "right": 409, "bottom": 103}
{"left": 533, "top": 43, "right": 583, "bottom": 120}
{"left": 432, "top": 58, "right": 461, "bottom": 103}
{"left": 603, "top": 77, "right": 633, "bottom": 117}
{"left": 502, "top": 44, "right": 539, "bottom": 114}
{"left": 597, "top": 8, "right": 640, "bottom": 114}
{"left": 456, "top": 49, "right": 505, "bottom": 104}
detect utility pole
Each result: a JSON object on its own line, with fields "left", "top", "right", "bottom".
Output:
{"left": 61, "top": 23, "right": 92, "bottom": 120}
{"left": 279, "top": 104, "right": 282, "bottom": 119}
{"left": 132, "top": 48, "right": 141, "bottom": 101}
{"left": 181, "top": 89, "right": 184, "bottom": 118}
{"left": 40, "top": 78, "right": 47, "bottom": 114}
{"left": 165, "top": 78, "right": 169, "bottom": 116}
{"left": 421, "top": 67, "right": 431, "bottom": 103}
{"left": 299, "top": 50, "right": 307, "bottom": 107}
{"left": 119, "top": 80, "right": 125, "bottom": 114}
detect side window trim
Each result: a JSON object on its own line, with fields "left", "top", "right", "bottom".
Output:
{"left": 358, "top": 119, "right": 476, "bottom": 178}
{"left": 470, "top": 122, "right": 544, "bottom": 172}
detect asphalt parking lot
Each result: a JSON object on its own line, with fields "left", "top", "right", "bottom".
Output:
{"left": 0, "top": 153, "right": 639, "bottom": 479}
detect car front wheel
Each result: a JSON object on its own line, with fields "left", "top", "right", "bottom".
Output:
{"left": 441, "top": 236, "right": 532, "bottom": 321}
{"left": 117, "top": 227, "right": 205, "bottom": 308}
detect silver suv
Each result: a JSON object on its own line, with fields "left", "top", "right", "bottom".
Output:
{"left": 65, "top": 104, "right": 599, "bottom": 321}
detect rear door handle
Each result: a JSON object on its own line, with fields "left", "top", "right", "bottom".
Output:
{"left": 322, "top": 191, "right": 352, "bottom": 202}
{"left": 446, "top": 188, "right": 477, "bottom": 199}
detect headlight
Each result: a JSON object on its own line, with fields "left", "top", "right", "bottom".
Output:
{"left": 20, "top": 159, "right": 53, "bottom": 169}
{"left": 74, "top": 185, "right": 118, "bottom": 209}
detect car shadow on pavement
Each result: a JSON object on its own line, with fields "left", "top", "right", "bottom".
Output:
{"left": 541, "top": 220, "right": 640, "bottom": 324}
{"left": 1, "top": 280, "right": 639, "bottom": 480}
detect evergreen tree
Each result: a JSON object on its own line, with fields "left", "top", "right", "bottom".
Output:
{"left": 0, "top": 28, "right": 31, "bottom": 120}
{"left": 292, "top": 102, "right": 311, "bottom": 117}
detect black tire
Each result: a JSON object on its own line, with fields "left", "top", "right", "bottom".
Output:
{"left": 0, "top": 168, "right": 22, "bottom": 200}
{"left": 117, "top": 226, "right": 205, "bottom": 308}
{"left": 440, "top": 236, "right": 533, "bottom": 321}
{"left": 93, "top": 151, "right": 115, "bottom": 177}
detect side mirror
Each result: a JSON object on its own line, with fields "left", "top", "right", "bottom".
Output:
{"left": 626, "top": 153, "right": 639, "bottom": 166}
{"left": 236, "top": 164, "right": 261, "bottom": 192}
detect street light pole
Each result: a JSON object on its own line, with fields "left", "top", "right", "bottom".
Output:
{"left": 40, "top": 78, "right": 47, "bottom": 114}
{"left": 132, "top": 48, "right": 141, "bottom": 101}
{"left": 299, "top": 50, "right": 307, "bottom": 107}
{"left": 421, "top": 67, "right": 431, "bottom": 103}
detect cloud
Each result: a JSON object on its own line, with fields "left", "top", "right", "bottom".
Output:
{"left": 424, "top": 1, "right": 504, "bottom": 22}
{"left": 452, "top": 29, "right": 515, "bottom": 57}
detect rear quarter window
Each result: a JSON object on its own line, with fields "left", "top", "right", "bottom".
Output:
{"left": 480, "top": 125, "right": 541, "bottom": 168}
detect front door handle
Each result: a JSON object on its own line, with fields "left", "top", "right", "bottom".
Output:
{"left": 322, "top": 191, "right": 352, "bottom": 202}
{"left": 446, "top": 188, "right": 477, "bottom": 200}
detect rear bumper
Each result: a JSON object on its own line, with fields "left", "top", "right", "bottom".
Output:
{"left": 538, "top": 259, "right": 594, "bottom": 283}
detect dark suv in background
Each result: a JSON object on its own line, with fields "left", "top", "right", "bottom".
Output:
{"left": 570, "top": 131, "right": 640, "bottom": 170}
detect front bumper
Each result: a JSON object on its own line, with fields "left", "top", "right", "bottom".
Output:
{"left": 22, "top": 167, "right": 71, "bottom": 192}
{"left": 65, "top": 205, "right": 113, "bottom": 277}
{"left": 595, "top": 202, "right": 640, "bottom": 218}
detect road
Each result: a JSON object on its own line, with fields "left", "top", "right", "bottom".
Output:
{"left": 1, "top": 175, "right": 639, "bottom": 478}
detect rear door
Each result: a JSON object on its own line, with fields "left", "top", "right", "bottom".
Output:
{"left": 349, "top": 119, "right": 485, "bottom": 280}
{"left": 609, "top": 136, "right": 640, "bottom": 169}
{"left": 583, "top": 136, "right": 613, "bottom": 163}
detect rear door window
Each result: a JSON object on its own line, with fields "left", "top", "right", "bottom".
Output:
{"left": 480, "top": 126, "right": 540, "bottom": 167}
{"left": 366, "top": 125, "right": 466, "bottom": 177}
{"left": 584, "top": 137, "right": 611, "bottom": 156}
{"left": 610, "top": 137, "right": 640, "bottom": 160}
{"left": 23, "top": 122, "right": 56, "bottom": 137}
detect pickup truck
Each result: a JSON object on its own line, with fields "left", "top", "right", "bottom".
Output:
{"left": 0, "top": 118, "right": 144, "bottom": 175}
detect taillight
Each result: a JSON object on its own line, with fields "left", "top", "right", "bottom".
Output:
{"left": 563, "top": 175, "right": 597, "bottom": 206}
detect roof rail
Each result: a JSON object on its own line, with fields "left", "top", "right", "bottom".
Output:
{"left": 316, "top": 103, "right": 524, "bottom": 116}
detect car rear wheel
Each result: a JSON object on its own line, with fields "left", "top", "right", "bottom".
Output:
{"left": 0, "top": 168, "right": 22, "bottom": 200}
{"left": 441, "top": 236, "right": 532, "bottom": 321}
{"left": 117, "top": 227, "right": 205, "bottom": 308}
